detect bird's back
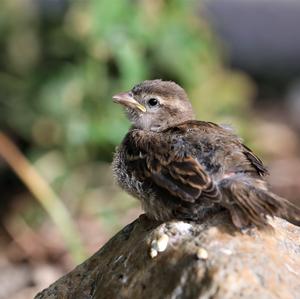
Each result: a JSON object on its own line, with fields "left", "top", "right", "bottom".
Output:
{"left": 161, "top": 120, "right": 267, "bottom": 181}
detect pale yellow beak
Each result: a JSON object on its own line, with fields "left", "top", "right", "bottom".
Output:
{"left": 112, "top": 92, "right": 146, "bottom": 112}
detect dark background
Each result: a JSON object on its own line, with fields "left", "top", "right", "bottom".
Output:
{"left": 0, "top": 1, "right": 299, "bottom": 298}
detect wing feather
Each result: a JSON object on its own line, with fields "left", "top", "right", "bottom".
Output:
{"left": 125, "top": 130, "right": 218, "bottom": 203}
{"left": 242, "top": 144, "right": 268, "bottom": 176}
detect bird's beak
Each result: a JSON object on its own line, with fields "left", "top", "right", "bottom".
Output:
{"left": 112, "top": 92, "right": 146, "bottom": 112}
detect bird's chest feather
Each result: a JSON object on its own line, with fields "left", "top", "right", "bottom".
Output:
{"left": 112, "top": 147, "right": 144, "bottom": 198}
{"left": 112, "top": 147, "right": 176, "bottom": 220}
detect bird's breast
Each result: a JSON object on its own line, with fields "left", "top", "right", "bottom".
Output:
{"left": 112, "top": 147, "right": 145, "bottom": 199}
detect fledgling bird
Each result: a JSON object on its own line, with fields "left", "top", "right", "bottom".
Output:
{"left": 112, "top": 79, "right": 299, "bottom": 229}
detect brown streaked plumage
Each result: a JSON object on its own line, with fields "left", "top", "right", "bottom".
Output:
{"left": 112, "top": 79, "right": 300, "bottom": 229}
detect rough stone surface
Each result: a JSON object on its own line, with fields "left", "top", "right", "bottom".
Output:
{"left": 35, "top": 212, "right": 300, "bottom": 299}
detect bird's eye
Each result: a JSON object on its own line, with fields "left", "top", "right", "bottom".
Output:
{"left": 147, "top": 98, "right": 159, "bottom": 107}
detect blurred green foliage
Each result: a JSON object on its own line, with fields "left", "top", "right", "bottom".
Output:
{"left": 0, "top": 0, "right": 252, "bottom": 166}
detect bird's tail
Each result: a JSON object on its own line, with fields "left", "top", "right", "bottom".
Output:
{"left": 218, "top": 175, "right": 300, "bottom": 228}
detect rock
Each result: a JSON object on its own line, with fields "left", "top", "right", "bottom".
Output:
{"left": 34, "top": 212, "right": 300, "bottom": 299}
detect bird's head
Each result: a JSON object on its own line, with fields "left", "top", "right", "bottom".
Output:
{"left": 112, "top": 80, "right": 195, "bottom": 131}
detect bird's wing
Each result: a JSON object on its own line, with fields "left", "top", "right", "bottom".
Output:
{"left": 241, "top": 144, "right": 269, "bottom": 176}
{"left": 148, "top": 156, "right": 219, "bottom": 202}
{"left": 124, "top": 130, "right": 219, "bottom": 203}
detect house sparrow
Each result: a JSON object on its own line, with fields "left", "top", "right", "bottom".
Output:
{"left": 112, "top": 79, "right": 299, "bottom": 228}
